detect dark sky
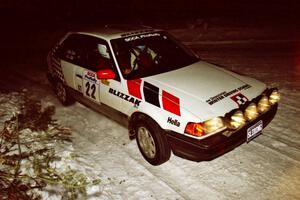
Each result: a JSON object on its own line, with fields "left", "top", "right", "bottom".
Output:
{"left": 1, "top": 0, "right": 300, "bottom": 25}
{"left": 1, "top": 0, "right": 300, "bottom": 71}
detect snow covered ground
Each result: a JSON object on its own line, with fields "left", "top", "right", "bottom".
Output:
{"left": 0, "top": 21, "right": 299, "bottom": 199}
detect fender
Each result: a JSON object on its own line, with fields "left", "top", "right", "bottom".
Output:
{"left": 127, "top": 104, "right": 200, "bottom": 138}
{"left": 128, "top": 111, "right": 166, "bottom": 139}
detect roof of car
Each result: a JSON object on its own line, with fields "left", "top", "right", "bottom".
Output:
{"left": 70, "top": 24, "right": 161, "bottom": 40}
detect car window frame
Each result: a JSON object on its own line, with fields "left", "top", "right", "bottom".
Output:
{"left": 59, "top": 33, "right": 121, "bottom": 82}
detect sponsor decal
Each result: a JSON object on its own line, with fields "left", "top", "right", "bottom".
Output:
{"left": 109, "top": 88, "right": 141, "bottom": 107}
{"left": 162, "top": 90, "right": 181, "bottom": 116}
{"left": 206, "top": 92, "right": 226, "bottom": 106}
{"left": 124, "top": 33, "right": 160, "bottom": 42}
{"left": 167, "top": 117, "right": 180, "bottom": 127}
{"left": 85, "top": 82, "right": 97, "bottom": 100}
{"left": 127, "top": 80, "right": 181, "bottom": 115}
{"left": 206, "top": 84, "right": 251, "bottom": 105}
{"left": 230, "top": 93, "right": 248, "bottom": 106}
{"left": 127, "top": 79, "right": 142, "bottom": 99}
{"left": 84, "top": 71, "right": 97, "bottom": 83}
{"left": 143, "top": 82, "right": 160, "bottom": 108}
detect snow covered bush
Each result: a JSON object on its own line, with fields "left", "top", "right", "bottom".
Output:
{"left": 0, "top": 92, "right": 101, "bottom": 199}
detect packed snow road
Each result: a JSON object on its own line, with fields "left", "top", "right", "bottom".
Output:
{"left": 0, "top": 27, "right": 299, "bottom": 199}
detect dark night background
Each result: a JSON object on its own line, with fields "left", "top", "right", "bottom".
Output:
{"left": 1, "top": 0, "right": 300, "bottom": 28}
{"left": 1, "top": 0, "right": 300, "bottom": 62}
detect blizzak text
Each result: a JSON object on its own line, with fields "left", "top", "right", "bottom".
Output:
{"left": 109, "top": 88, "right": 141, "bottom": 107}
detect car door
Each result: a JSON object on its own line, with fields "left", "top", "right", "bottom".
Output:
{"left": 60, "top": 33, "right": 130, "bottom": 113}
{"left": 58, "top": 34, "right": 86, "bottom": 92}
{"left": 59, "top": 34, "right": 107, "bottom": 104}
{"left": 78, "top": 36, "right": 124, "bottom": 107}
{"left": 83, "top": 37, "right": 131, "bottom": 113}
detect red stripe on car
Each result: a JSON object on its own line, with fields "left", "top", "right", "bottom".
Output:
{"left": 162, "top": 90, "right": 181, "bottom": 116}
{"left": 127, "top": 79, "right": 142, "bottom": 99}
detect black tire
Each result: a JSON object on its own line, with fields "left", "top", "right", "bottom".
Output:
{"left": 54, "top": 81, "right": 74, "bottom": 106}
{"left": 135, "top": 116, "right": 171, "bottom": 165}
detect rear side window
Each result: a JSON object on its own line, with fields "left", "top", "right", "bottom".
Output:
{"left": 58, "top": 34, "right": 85, "bottom": 66}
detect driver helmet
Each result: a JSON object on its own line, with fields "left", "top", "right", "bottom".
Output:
{"left": 97, "top": 44, "right": 110, "bottom": 59}
{"left": 136, "top": 44, "right": 146, "bottom": 52}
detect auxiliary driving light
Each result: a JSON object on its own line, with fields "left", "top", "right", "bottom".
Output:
{"left": 269, "top": 90, "right": 280, "bottom": 105}
{"left": 230, "top": 110, "right": 245, "bottom": 129}
{"left": 258, "top": 95, "right": 270, "bottom": 113}
{"left": 245, "top": 103, "right": 259, "bottom": 121}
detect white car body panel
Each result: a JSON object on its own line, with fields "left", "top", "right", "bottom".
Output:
{"left": 143, "top": 61, "right": 266, "bottom": 121}
{"left": 100, "top": 78, "right": 137, "bottom": 114}
{"left": 61, "top": 60, "right": 77, "bottom": 89}
{"left": 121, "top": 80, "right": 197, "bottom": 133}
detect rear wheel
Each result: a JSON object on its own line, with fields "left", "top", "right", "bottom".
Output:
{"left": 135, "top": 117, "right": 171, "bottom": 165}
{"left": 55, "top": 81, "right": 74, "bottom": 106}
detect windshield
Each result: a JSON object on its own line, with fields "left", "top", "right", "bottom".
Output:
{"left": 111, "top": 31, "right": 199, "bottom": 79}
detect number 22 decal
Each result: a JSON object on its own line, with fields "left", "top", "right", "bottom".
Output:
{"left": 85, "top": 82, "right": 96, "bottom": 99}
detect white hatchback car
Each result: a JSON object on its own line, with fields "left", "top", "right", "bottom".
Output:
{"left": 47, "top": 25, "right": 279, "bottom": 165}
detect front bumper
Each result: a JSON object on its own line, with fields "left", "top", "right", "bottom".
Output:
{"left": 165, "top": 103, "right": 278, "bottom": 162}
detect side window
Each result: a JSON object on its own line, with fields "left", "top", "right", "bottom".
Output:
{"left": 58, "top": 34, "right": 85, "bottom": 66}
{"left": 85, "top": 41, "right": 112, "bottom": 71}
{"left": 59, "top": 34, "right": 120, "bottom": 81}
{"left": 83, "top": 37, "right": 120, "bottom": 81}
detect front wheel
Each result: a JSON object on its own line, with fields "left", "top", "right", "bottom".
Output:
{"left": 135, "top": 117, "right": 171, "bottom": 165}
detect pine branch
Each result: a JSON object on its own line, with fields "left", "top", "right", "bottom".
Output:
{"left": 0, "top": 94, "right": 101, "bottom": 199}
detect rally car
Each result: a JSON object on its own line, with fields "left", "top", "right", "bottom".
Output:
{"left": 47, "top": 25, "right": 280, "bottom": 165}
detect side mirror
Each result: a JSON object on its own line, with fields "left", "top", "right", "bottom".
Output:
{"left": 97, "top": 69, "right": 116, "bottom": 79}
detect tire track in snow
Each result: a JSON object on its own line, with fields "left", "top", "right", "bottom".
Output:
{"left": 58, "top": 101, "right": 241, "bottom": 200}
{"left": 55, "top": 105, "right": 187, "bottom": 200}
{"left": 279, "top": 101, "right": 300, "bottom": 113}
{"left": 251, "top": 138, "right": 300, "bottom": 164}
{"left": 261, "top": 132, "right": 300, "bottom": 151}
{"left": 62, "top": 103, "right": 229, "bottom": 200}
{"left": 63, "top": 100, "right": 291, "bottom": 200}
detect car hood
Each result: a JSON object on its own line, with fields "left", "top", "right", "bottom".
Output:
{"left": 144, "top": 61, "right": 266, "bottom": 121}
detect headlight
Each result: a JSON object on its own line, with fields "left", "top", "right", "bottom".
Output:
{"left": 244, "top": 103, "right": 258, "bottom": 121}
{"left": 258, "top": 95, "right": 270, "bottom": 113}
{"left": 229, "top": 110, "right": 245, "bottom": 129}
{"left": 203, "top": 117, "right": 225, "bottom": 134}
{"left": 269, "top": 90, "right": 280, "bottom": 105}
{"left": 185, "top": 117, "right": 225, "bottom": 137}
